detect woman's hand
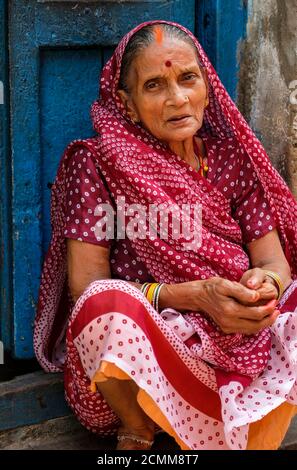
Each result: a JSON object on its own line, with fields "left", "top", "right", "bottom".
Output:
{"left": 161, "top": 277, "right": 280, "bottom": 335}
{"left": 239, "top": 267, "right": 278, "bottom": 306}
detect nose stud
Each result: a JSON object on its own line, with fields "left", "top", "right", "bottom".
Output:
{"left": 184, "top": 95, "right": 189, "bottom": 102}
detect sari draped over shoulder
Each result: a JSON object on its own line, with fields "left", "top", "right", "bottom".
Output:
{"left": 34, "top": 20, "right": 297, "bottom": 450}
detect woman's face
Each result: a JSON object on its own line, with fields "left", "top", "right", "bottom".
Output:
{"left": 118, "top": 37, "right": 208, "bottom": 143}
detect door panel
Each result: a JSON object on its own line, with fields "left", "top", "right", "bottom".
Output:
{"left": 0, "top": 0, "right": 12, "bottom": 351}
{"left": 197, "top": 0, "right": 248, "bottom": 100}
{"left": 40, "top": 47, "right": 104, "bottom": 252}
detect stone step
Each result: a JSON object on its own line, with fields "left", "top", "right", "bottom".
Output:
{"left": 0, "top": 370, "right": 296, "bottom": 450}
{"left": 0, "top": 415, "right": 178, "bottom": 450}
{"left": 0, "top": 412, "right": 296, "bottom": 450}
{"left": 0, "top": 370, "right": 69, "bottom": 431}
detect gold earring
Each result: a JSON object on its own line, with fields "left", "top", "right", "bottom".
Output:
{"left": 184, "top": 95, "right": 189, "bottom": 102}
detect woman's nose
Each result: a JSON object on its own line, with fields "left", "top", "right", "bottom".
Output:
{"left": 165, "top": 85, "right": 188, "bottom": 107}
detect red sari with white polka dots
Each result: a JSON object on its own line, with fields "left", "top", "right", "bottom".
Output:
{"left": 34, "top": 21, "right": 297, "bottom": 449}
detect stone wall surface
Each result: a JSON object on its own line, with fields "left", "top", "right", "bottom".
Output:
{"left": 238, "top": 0, "right": 297, "bottom": 196}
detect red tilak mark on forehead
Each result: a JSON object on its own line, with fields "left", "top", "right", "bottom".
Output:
{"left": 165, "top": 60, "right": 172, "bottom": 67}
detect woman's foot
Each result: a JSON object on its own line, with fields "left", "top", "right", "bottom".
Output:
{"left": 116, "top": 425, "right": 155, "bottom": 450}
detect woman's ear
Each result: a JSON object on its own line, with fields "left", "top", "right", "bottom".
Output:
{"left": 117, "top": 89, "right": 139, "bottom": 123}
{"left": 117, "top": 89, "right": 129, "bottom": 109}
{"left": 201, "top": 67, "right": 209, "bottom": 108}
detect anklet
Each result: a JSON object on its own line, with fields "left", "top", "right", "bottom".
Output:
{"left": 117, "top": 433, "right": 154, "bottom": 446}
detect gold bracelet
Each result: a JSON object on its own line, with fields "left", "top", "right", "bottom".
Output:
{"left": 263, "top": 270, "right": 284, "bottom": 300}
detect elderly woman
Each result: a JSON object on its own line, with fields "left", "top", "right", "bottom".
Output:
{"left": 34, "top": 21, "right": 297, "bottom": 450}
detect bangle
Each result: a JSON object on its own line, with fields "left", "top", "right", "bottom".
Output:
{"left": 154, "top": 283, "right": 166, "bottom": 313}
{"left": 152, "top": 283, "right": 162, "bottom": 311}
{"left": 263, "top": 270, "right": 284, "bottom": 300}
{"left": 140, "top": 282, "right": 150, "bottom": 295}
{"left": 140, "top": 282, "right": 166, "bottom": 313}
{"left": 146, "top": 283, "right": 159, "bottom": 304}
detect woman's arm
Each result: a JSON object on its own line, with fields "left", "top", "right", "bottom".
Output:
{"left": 67, "top": 239, "right": 111, "bottom": 302}
{"left": 240, "top": 228, "right": 292, "bottom": 296}
{"left": 67, "top": 238, "right": 152, "bottom": 302}
{"left": 67, "top": 238, "right": 279, "bottom": 335}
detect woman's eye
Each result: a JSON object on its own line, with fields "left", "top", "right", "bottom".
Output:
{"left": 183, "top": 74, "right": 196, "bottom": 81}
{"left": 145, "top": 82, "right": 159, "bottom": 90}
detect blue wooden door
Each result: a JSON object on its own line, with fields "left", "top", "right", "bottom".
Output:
{"left": 1, "top": 0, "right": 247, "bottom": 359}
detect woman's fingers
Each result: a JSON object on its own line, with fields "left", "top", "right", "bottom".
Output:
{"left": 255, "top": 281, "right": 278, "bottom": 300}
{"left": 249, "top": 298, "right": 278, "bottom": 318}
{"left": 240, "top": 267, "right": 267, "bottom": 290}
{"left": 201, "top": 277, "right": 279, "bottom": 334}
{"left": 219, "top": 279, "right": 260, "bottom": 304}
{"left": 228, "top": 310, "right": 280, "bottom": 335}
{"left": 240, "top": 282, "right": 278, "bottom": 306}
{"left": 236, "top": 298, "right": 278, "bottom": 320}
{"left": 216, "top": 303, "right": 280, "bottom": 334}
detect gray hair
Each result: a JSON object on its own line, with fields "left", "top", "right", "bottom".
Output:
{"left": 118, "top": 23, "right": 201, "bottom": 92}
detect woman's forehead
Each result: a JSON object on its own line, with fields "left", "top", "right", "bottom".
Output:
{"left": 132, "top": 38, "right": 199, "bottom": 77}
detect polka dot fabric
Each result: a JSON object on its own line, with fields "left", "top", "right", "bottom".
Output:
{"left": 64, "top": 147, "right": 112, "bottom": 248}
{"left": 33, "top": 21, "right": 297, "bottom": 449}
{"left": 204, "top": 136, "right": 277, "bottom": 244}
{"left": 65, "top": 279, "right": 297, "bottom": 449}
{"left": 63, "top": 146, "right": 154, "bottom": 283}
{"left": 63, "top": 140, "right": 276, "bottom": 282}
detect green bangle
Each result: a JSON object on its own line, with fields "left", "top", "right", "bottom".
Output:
{"left": 140, "top": 282, "right": 150, "bottom": 295}
{"left": 153, "top": 283, "right": 165, "bottom": 313}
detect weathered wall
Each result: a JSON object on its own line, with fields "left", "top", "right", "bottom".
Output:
{"left": 238, "top": 0, "right": 297, "bottom": 196}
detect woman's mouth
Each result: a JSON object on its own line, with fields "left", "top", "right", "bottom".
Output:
{"left": 167, "top": 115, "right": 191, "bottom": 126}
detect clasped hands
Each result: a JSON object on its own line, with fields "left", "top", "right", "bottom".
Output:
{"left": 197, "top": 267, "right": 281, "bottom": 335}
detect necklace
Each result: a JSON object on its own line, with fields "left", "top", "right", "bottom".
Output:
{"left": 194, "top": 152, "right": 208, "bottom": 177}
{"left": 193, "top": 138, "right": 208, "bottom": 177}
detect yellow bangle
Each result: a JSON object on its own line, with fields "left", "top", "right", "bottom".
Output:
{"left": 263, "top": 270, "right": 284, "bottom": 300}
{"left": 146, "top": 283, "right": 159, "bottom": 304}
